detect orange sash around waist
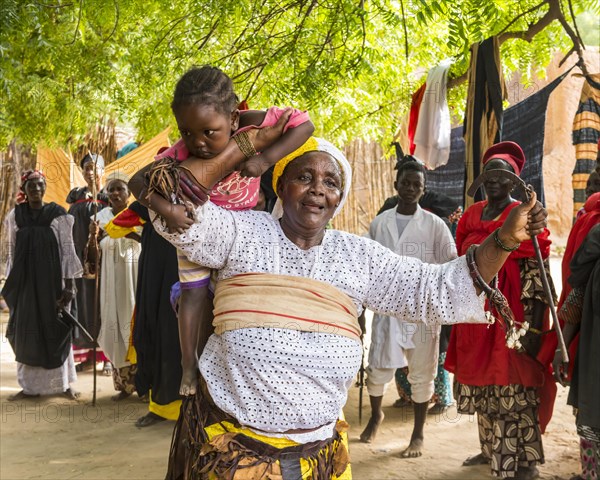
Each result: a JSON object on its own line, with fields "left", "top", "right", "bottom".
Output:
{"left": 213, "top": 273, "right": 360, "bottom": 340}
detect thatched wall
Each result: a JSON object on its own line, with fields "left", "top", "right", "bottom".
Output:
{"left": 0, "top": 142, "right": 35, "bottom": 268}
{"left": 333, "top": 139, "right": 396, "bottom": 235}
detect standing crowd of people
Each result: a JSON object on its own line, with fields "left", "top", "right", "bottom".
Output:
{"left": 2, "top": 65, "right": 599, "bottom": 480}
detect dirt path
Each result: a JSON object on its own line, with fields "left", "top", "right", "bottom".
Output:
{"left": 0, "top": 259, "right": 583, "bottom": 479}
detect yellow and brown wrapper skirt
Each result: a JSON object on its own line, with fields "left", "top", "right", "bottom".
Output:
{"left": 166, "top": 381, "right": 351, "bottom": 480}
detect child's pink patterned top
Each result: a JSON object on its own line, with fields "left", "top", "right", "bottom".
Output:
{"left": 156, "top": 107, "right": 309, "bottom": 210}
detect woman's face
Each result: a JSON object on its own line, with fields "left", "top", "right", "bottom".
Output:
{"left": 277, "top": 152, "right": 343, "bottom": 231}
{"left": 24, "top": 177, "right": 46, "bottom": 205}
{"left": 483, "top": 158, "right": 515, "bottom": 202}
{"left": 586, "top": 171, "right": 600, "bottom": 198}
{"left": 107, "top": 179, "right": 129, "bottom": 209}
{"left": 174, "top": 104, "right": 239, "bottom": 160}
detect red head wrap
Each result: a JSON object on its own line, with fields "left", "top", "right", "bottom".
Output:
{"left": 482, "top": 141, "right": 525, "bottom": 176}
{"left": 17, "top": 169, "right": 46, "bottom": 203}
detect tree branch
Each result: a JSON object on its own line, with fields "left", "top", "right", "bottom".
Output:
{"left": 555, "top": 0, "right": 589, "bottom": 75}
{"left": 448, "top": 0, "right": 589, "bottom": 90}
{"left": 65, "top": 0, "right": 83, "bottom": 46}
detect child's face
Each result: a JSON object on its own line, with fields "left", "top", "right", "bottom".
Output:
{"left": 175, "top": 104, "right": 239, "bottom": 159}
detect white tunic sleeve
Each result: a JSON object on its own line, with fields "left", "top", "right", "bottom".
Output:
{"left": 363, "top": 239, "right": 485, "bottom": 325}
{"left": 50, "top": 214, "right": 83, "bottom": 279}
{"left": 3, "top": 209, "right": 16, "bottom": 277}
{"left": 151, "top": 202, "right": 236, "bottom": 269}
{"left": 436, "top": 220, "right": 458, "bottom": 263}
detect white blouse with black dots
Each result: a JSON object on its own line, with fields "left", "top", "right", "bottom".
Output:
{"left": 154, "top": 203, "right": 486, "bottom": 442}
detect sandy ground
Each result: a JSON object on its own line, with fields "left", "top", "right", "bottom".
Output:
{"left": 0, "top": 258, "right": 584, "bottom": 480}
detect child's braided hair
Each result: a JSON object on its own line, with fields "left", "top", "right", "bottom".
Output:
{"left": 147, "top": 66, "right": 235, "bottom": 218}
{"left": 171, "top": 65, "right": 239, "bottom": 115}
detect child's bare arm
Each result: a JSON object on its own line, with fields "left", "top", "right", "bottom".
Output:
{"left": 239, "top": 120, "right": 315, "bottom": 177}
{"left": 129, "top": 164, "right": 194, "bottom": 233}
{"left": 130, "top": 112, "right": 291, "bottom": 232}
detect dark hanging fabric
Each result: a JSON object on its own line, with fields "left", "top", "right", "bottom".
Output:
{"left": 501, "top": 65, "right": 576, "bottom": 206}
{"left": 424, "top": 127, "right": 466, "bottom": 208}
{"left": 572, "top": 73, "right": 600, "bottom": 220}
{"left": 129, "top": 201, "right": 182, "bottom": 405}
{"left": 425, "top": 66, "right": 574, "bottom": 208}
{"left": 463, "top": 37, "right": 506, "bottom": 207}
{"left": 2, "top": 203, "right": 72, "bottom": 369}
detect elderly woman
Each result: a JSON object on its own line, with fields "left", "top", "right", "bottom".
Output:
{"left": 2, "top": 170, "right": 83, "bottom": 401}
{"left": 445, "top": 141, "right": 556, "bottom": 480}
{"left": 131, "top": 130, "right": 546, "bottom": 479}
{"left": 87, "top": 173, "right": 142, "bottom": 400}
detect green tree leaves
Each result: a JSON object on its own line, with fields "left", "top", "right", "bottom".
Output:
{"left": 0, "top": 0, "right": 593, "bottom": 150}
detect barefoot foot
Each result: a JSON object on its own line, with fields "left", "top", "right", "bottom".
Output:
{"left": 7, "top": 390, "right": 40, "bottom": 401}
{"left": 516, "top": 466, "right": 539, "bottom": 480}
{"left": 462, "top": 453, "right": 490, "bottom": 466}
{"left": 359, "top": 413, "right": 385, "bottom": 443}
{"left": 135, "top": 412, "right": 166, "bottom": 428}
{"left": 63, "top": 388, "right": 81, "bottom": 400}
{"left": 400, "top": 438, "right": 424, "bottom": 458}
{"left": 111, "top": 391, "right": 131, "bottom": 402}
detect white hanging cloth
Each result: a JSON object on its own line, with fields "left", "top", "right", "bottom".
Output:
{"left": 413, "top": 58, "right": 453, "bottom": 169}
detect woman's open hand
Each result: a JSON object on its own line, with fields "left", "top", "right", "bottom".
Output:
{"left": 498, "top": 189, "right": 547, "bottom": 245}
{"left": 243, "top": 108, "right": 292, "bottom": 154}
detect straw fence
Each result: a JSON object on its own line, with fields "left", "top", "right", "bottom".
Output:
{"left": 333, "top": 139, "right": 397, "bottom": 235}
{"left": 0, "top": 134, "right": 395, "bottom": 243}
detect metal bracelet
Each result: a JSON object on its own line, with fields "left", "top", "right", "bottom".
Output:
{"left": 233, "top": 131, "right": 257, "bottom": 158}
{"left": 493, "top": 228, "right": 520, "bottom": 252}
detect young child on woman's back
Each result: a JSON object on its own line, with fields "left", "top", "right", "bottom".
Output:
{"left": 130, "top": 65, "right": 314, "bottom": 397}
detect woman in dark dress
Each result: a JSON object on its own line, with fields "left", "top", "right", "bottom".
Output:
{"left": 2, "top": 170, "right": 82, "bottom": 400}
{"left": 554, "top": 224, "right": 600, "bottom": 480}
{"left": 106, "top": 200, "right": 182, "bottom": 426}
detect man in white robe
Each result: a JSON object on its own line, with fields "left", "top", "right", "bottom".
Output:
{"left": 360, "top": 159, "right": 457, "bottom": 458}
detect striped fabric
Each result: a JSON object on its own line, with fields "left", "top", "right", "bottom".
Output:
{"left": 572, "top": 74, "right": 600, "bottom": 219}
{"left": 177, "top": 250, "right": 211, "bottom": 290}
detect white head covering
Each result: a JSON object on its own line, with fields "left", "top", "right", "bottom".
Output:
{"left": 271, "top": 137, "right": 352, "bottom": 219}
{"left": 105, "top": 170, "right": 130, "bottom": 185}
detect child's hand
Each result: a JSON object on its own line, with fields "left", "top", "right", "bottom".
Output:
{"left": 238, "top": 108, "right": 293, "bottom": 177}
{"left": 246, "top": 107, "right": 292, "bottom": 152}
{"left": 239, "top": 154, "right": 274, "bottom": 178}
{"left": 164, "top": 204, "right": 194, "bottom": 234}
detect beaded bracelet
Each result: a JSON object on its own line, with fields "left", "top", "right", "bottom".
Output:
{"left": 493, "top": 228, "right": 520, "bottom": 252}
{"left": 466, "top": 245, "right": 495, "bottom": 297}
{"left": 233, "top": 131, "right": 258, "bottom": 158}
{"left": 466, "top": 244, "right": 527, "bottom": 349}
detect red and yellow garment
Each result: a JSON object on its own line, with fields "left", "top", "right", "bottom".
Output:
{"left": 444, "top": 200, "right": 555, "bottom": 430}
{"left": 538, "top": 192, "right": 600, "bottom": 381}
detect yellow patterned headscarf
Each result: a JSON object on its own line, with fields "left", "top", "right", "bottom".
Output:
{"left": 271, "top": 137, "right": 352, "bottom": 219}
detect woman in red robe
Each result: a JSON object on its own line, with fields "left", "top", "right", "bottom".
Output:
{"left": 445, "top": 141, "right": 556, "bottom": 480}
